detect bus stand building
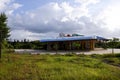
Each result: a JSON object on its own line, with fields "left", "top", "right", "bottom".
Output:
{"left": 40, "top": 35, "right": 108, "bottom": 51}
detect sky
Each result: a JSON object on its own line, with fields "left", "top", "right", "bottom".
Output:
{"left": 0, "top": 0, "right": 120, "bottom": 40}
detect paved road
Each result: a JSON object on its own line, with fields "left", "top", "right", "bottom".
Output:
{"left": 15, "top": 49, "right": 120, "bottom": 54}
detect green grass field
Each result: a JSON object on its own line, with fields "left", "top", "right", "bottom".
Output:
{"left": 0, "top": 53, "right": 120, "bottom": 80}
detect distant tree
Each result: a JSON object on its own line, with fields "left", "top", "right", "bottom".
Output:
{"left": 0, "top": 13, "right": 10, "bottom": 58}
{"left": 111, "top": 38, "right": 119, "bottom": 54}
{"left": 16, "top": 40, "right": 20, "bottom": 43}
{"left": 24, "top": 39, "right": 27, "bottom": 43}
{"left": 113, "top": 38, "right": 119, "bottom": 42}
{"left": 72, "top": 42, "right": 81, "bottom": 50}
{"left": 13, "top": 39, "right": 16, "bottom": 43}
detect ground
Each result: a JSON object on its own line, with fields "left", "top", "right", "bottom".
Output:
{"left": 15, "top": 48, "right": 120, "bottom": 54}
{"left": 0, "top": 53, "right": 120, "bottom": 80}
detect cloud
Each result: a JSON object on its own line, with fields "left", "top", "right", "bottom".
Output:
{"left": 96, "top": 1, "right": 120, "bottom": 37}
{"left": 10, "top": 29, "right": 60, "bottom": 40}
{"left": 0, "top": 0, "right": 11, "bottom": 10}
{"left": 101, "top": 5, "right": 120, "bottom": 31}
{"left": 74, "top": 0, "right": 100, "bottom": 6}
{"left": 0, "top": 0, "right": 22, "bottom": 15}
{"left": 8, "top": 1, "right": 108, "bottom": 40}
{"left": 10, "top": 30, "right": 44, "bottom": 40}
{"left": 7, "top": 0, "right": 120, "bottom": 40}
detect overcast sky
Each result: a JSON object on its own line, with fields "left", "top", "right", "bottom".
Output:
{"left": 0, "top": 0, "right": 120, "bottom": 40}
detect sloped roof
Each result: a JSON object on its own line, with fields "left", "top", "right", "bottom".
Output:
{"left": 40, "top": 36, "right": 108, "bottom": 42}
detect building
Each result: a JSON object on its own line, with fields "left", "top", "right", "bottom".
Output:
{"left": 40, "top": 35, "right": 108, "bottom": 50}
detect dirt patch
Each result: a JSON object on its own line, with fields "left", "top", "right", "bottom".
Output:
{"left": 103, "top": 59, "right": 120, "bottom": 67}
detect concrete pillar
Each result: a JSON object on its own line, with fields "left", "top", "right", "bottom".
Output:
{"left": 47, "top": 42, "right": 52, "bottom": 50}
{"left": 81, "top": 41, "right": 85, "bottom": 50}
{"left": 90, "top": 40, "right": 95, "bottom": 50}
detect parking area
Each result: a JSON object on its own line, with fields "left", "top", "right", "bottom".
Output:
{"left": 14, "top": 48, "right": 120, "bottom": 55}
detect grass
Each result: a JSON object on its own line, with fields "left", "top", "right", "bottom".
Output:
{"left": 0, "top": 53, "right": 120, "bottom": 80}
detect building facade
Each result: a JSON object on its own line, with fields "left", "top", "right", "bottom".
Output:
{"left": 40, "top": 36, "right": 108, "bottom": 50}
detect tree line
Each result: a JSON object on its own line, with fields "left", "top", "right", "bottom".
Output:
{"left": 96, "top": 38, "right": 120, "bottom": 49}
{"left": 8, "top": 40, "right": 46, "bottom": 49}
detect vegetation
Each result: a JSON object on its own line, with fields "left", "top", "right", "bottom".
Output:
{"left": 0, "top": 53, "right": 120, "bottom": 80}
{"left": 95, "top": 38, "right": 120, "bottom": 49}
{"left": 8, "top": 40, "right": 46, "bottom": 49}
{"left": 0, "top": 13, "right": 10, "bottom": 58}
{"left": 0, "top": 13, "right": 10, "bottom": 40}
{"left": 107, "top": 38, "right": 120, "bottom": 48}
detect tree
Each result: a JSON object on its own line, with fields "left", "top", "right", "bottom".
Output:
{"left": 0, "top": 13, "right": 10, "bottom": 58}
{"left": 72, "top": 42, "right": 81, "bottom": 50}
{"left": 110, "top": 38, "right": 119, "bottom": 54}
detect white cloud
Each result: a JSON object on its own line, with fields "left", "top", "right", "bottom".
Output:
{"left": 0, "top": 0, "right": 11, "bottom": 10}
{"left": 8, "top": 1, "right": 107, "bottom": 40}
{"left": 10, "top": 29, "right": 60, "bottom": 40}
{"left": 0, "top": 0, "right": 22, "bottom": 15}
{"left": 75, "top": 0, "right": 100, "bottom": 6}
{"left": 7, "top": 0, "right": 120, "bottom": 40}
{"left": 95, "top": 1, "right": 120, "bottom": 37}
{"left": 60, "top": 2, "right": 73, "bottom": 14}
{"left": 102, "top": 5, "right": 120, "bottom": 31}
{"left": 10, "top": 30, "right": 42, "bottom": 40}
